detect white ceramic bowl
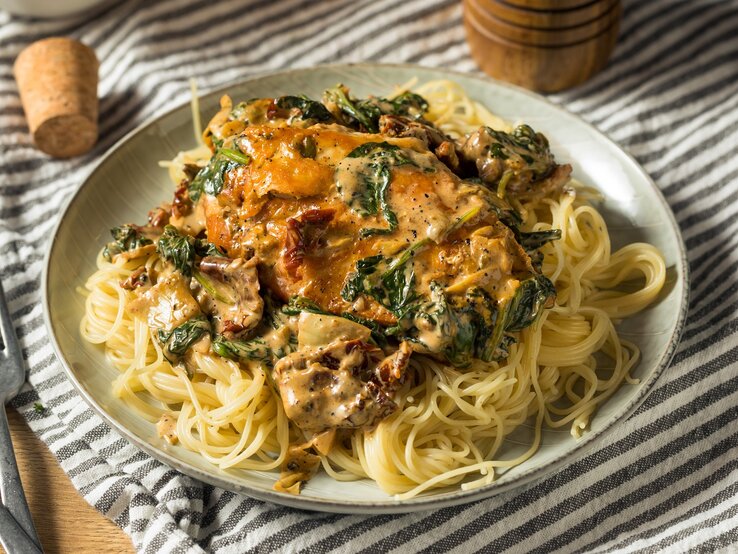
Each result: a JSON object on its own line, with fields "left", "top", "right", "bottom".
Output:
{"left": 0, "top": 0, "right": 115, "bottom": 19}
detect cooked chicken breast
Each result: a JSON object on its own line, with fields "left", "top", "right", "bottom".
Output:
{"left": 199, "top": 121, "right": 533, "bottom": 329}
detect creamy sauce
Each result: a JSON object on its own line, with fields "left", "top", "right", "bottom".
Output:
{"left": 297, "top": 312, "right": 371, "bottom": 348}
{"left": 115, "top": 244, "right": 156, "bottom": 262}
{"left": 197, "top": 256, "right": 263, "bottom": 339}
{"left": 274, "top": 440, "right": 323, "bottom": 495}
{"left": 413, "top": 316, "right": 449, "bottom": 354}
{"left": 169, "top": 199, "right": 206, "bottom": 236}
{"left": 127, "top": 274, "right": 201, "bottom": 331}
{"left": 334, "top": 156, "right": 372, "bottom": 212}
{"left": 273, "top": 338, "right": 405, "bottom": 436}
{"left": 156, "top": 413, "right": 178, "bottom": 445}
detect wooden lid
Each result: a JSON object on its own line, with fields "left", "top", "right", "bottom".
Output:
{"left": 500, "top": 0, "right": 607, "bottom": 10}
{"left": 468, "top": 0, "right": 621, "bottom": 46}
{"left": 463, "top": 0, "right": 621, "bottom": 91}
{"left": 477, "top": 0, "right": 620, "bottom": 29}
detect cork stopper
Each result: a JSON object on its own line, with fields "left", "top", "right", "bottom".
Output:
{"left": 13, "top": 37, "right": 99, "bottom": 158}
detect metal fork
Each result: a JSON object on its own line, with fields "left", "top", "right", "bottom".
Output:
{"left": 0, "top": 279, "right": 43, "bottom": 554}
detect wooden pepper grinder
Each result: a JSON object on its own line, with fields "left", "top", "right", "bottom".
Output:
{"left": 463, "top": 0, "right": 622, "bottom": 92}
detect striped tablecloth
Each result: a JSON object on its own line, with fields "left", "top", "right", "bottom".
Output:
{"left": 2, "top": 0, "right": 737, "bottom": 552}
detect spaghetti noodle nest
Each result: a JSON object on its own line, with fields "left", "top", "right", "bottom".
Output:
{"left": 80, "top": 79, "right": 665, "bottom": 499}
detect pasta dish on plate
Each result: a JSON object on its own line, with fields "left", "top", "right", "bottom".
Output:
{"left": 80, "top": 80, "right": 665, "bottom": 498}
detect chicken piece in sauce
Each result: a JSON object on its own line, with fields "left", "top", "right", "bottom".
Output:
{"left": 127, "top": 273, "right": 200, "bottom": 332}
{"left": 156, "top": 413, "right": 178, "bottom": 445}
{"left": 273, "top": 339, "right": 412, "bottom": 493}
{"left": 202, "top": 122, "right": 535, "bottom": 328}
{"left": 273, "top": 339, "right": 411, "bottom": 435}
{"left": 459, "top": 124, "right": 571, "bottom": 201}
{"left": 378, "top": 113, "right": 461, "bottom": 171}
{"left": 196, "top": 255, "right": 263, "bottom": 340}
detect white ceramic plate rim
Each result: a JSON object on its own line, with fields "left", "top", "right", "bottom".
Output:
{"left": 42, "top": 63, "right": 690, "bottom": 514}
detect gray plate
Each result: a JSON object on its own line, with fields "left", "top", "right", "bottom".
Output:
{"left": 43, "top": 63, "right": 689, "bottom": 514}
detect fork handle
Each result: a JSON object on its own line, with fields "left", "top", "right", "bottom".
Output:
{"left": 0, "top": 406, "right": 41, "bottom": 551}
{"left": 0, "top": 503, "right": 42, "bottom": 554}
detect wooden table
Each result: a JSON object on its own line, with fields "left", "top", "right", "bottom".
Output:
{"left": 0, "top": 407, "right": 134, "bottom": 554}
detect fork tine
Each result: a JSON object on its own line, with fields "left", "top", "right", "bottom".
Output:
{"left": 0, "top": 280, "right": 22, "bottom": 363}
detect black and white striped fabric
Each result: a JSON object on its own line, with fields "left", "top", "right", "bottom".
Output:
{"left": 2, "top": 0, "right": 737, "bottom": 551}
